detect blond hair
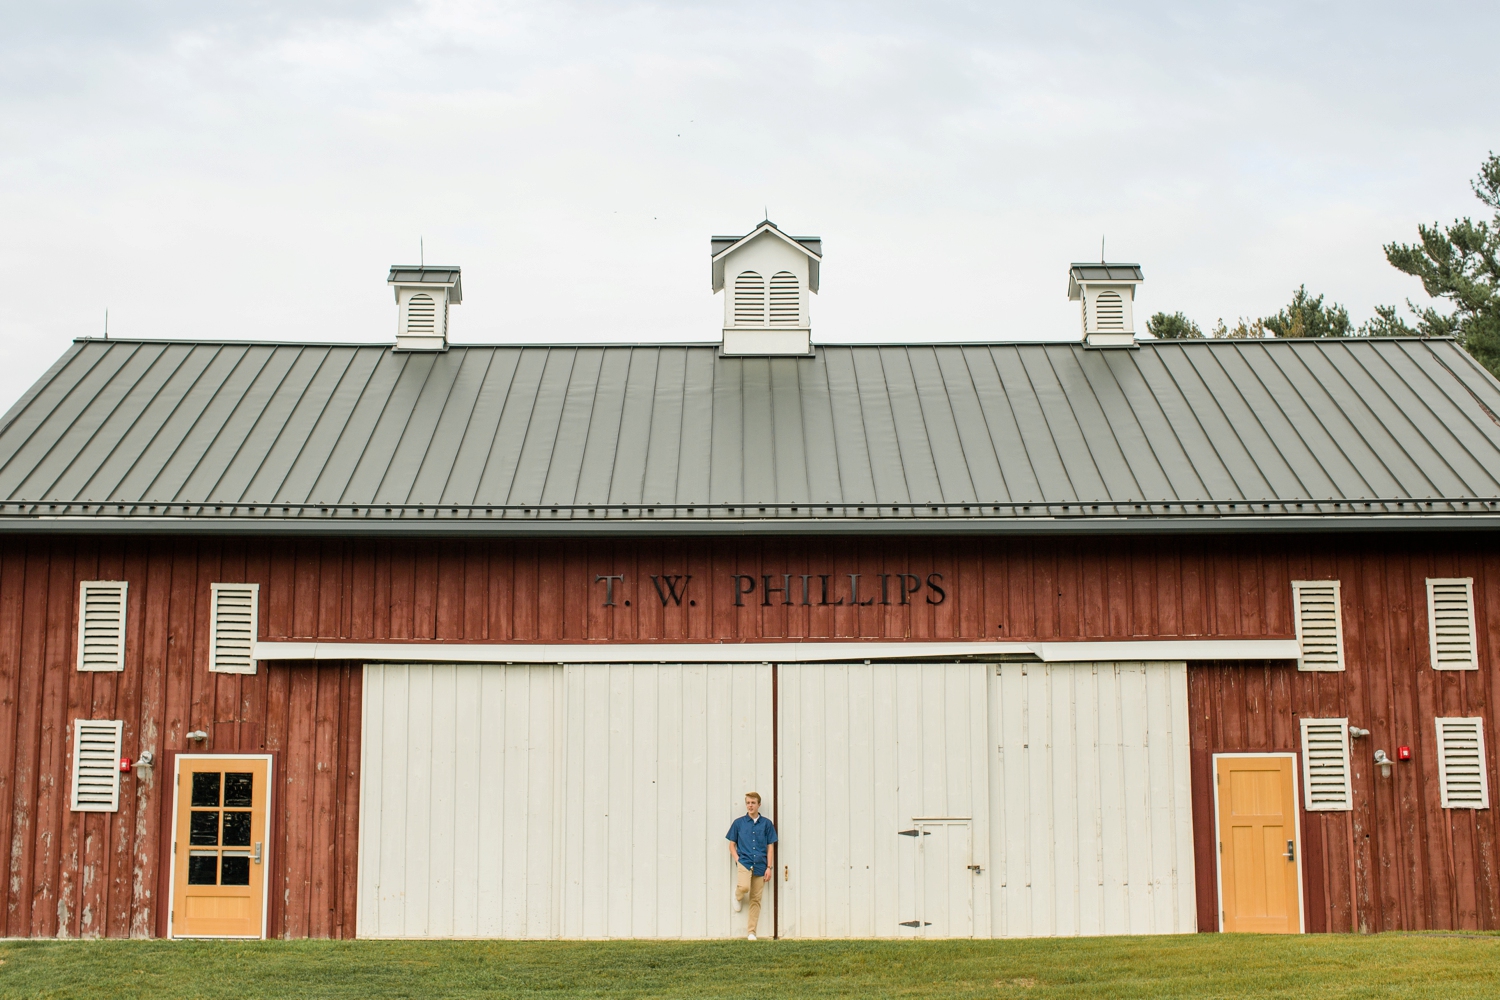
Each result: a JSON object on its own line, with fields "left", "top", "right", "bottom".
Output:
{"left": 744, "top": 791, "right": 762, "bottom": 803}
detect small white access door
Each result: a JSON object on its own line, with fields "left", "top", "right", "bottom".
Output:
{"left": 904, "top": 818, "right": 975, "bottom": 938}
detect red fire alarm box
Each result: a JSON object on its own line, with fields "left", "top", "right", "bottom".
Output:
{"left": 1397, "top": 746, "right": 1411, "bottom": 761}
{"left": 118, "top": 757, "right": 131, "bottom": 772}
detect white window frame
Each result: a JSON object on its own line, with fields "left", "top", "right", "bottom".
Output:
{"left": 1291, "top": 580, "right": 1345, "bottom": 672}
{"left": 1299, "top": 717, "right": 1353, "bottom": 811}
{"left": 1426, "top": 578, "right": 1478, "bottom": 671}
{"left": 70, "top": 718, "right": 124, "bottom": 812}
{"left": 1435, "top": 717, "right": 1491, "bottom": 809}
{"left": 77, "top": 580, "right": 128, "bottom": 672}
{"left": 209, "top": 583, "right": 260, "bottom": 675}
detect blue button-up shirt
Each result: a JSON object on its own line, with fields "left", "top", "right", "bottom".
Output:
{"left": 726, "top": 814, "right": 778, "bottom": 877}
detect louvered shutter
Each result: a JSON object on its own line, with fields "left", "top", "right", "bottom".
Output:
{"left": 71, "top": 719, "right": 124, "bottom": 812}
{"left": 733, "top": 271, "right": 765, "bottom": 325}
{"left": 77, "top": 581, "right": 128, "bottom": 672}
{"left": 405, "top": 292, "right": 436, "bottom": 334}
{"left": 1292, "top": 580, "right": 1345, "bottom": 671}
{"left": 1300, "top": 717, "right": 1353, "bottom": 811}
{"left": 1095, "top": 290, "right": 1125, "bottom": 330}
{"left": 1427, "top": 578, "right": 1478, "bottom": 670}
{"left": 769, "top": 271, "right": 799, "bottom": 325}
{"left": 1435, "top": 717, "right": 1490, "bottom": 809}
{"left": 209, "top": 583, "right": 260, "bottom": 674}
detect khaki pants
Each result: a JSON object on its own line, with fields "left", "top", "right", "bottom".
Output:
{"left": 735, "top": 862, "right": 767, "bottom": 934}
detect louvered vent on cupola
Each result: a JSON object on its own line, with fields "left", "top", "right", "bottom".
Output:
{"left": 1300, "top": 717, "right": 1353, "bottom": 811}
{"left": 71, "top": 719, "right": 124, "bottom": 812}
{"left": 1292, "top": 580, "right": 1345, "bottom": 671}
{"left": 1427, "top": 578, "right": 1478, "bottom": 670}
{"left": 1435, "top": 717, "right": 1490, "bottom": 809}
{"left": 734, "top": 271, "right": 766, "bottom": 324}
{"left": 1095, "top": 291, "right": 1125, "bottom": 330}
{"left": 406, "top": 293, "right": 436, "bottom": 334}
{"left": 209, "top": 583, "right": 259, "bottom": 675}
{"left": 769, "top": 271, "right": 799, "bottom": 324}
{"left": 77, "top": 581, "right": 128, "bottom": 672}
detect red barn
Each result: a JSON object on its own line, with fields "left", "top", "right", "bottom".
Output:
{"left": 0, "top": 230, "right": 1495, "bottom": 939}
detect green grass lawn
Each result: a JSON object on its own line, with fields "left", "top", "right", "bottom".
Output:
{"left": 0, "top": 933, "right": 1495, "bottom": 999}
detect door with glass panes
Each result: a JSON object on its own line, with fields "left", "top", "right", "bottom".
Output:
{"left": 170, "top": 755, "right": 272, "bottom": 938}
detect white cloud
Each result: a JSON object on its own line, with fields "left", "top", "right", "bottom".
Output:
{"left": 1, "top": 1, "right": 1497, "bottom": 406}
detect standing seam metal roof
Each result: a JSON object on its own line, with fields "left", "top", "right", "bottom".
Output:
{"left": 4, "top": 337, "right": 1500, "bottom": 533}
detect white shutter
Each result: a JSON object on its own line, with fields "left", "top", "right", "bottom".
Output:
{"left": 733, "top": 270, "right": 766, "bottom": 325}
{"left": 77, "top": 581, "right": 128, "bottom": 672}
{"left": 1435, "top": 717, "right": 1490, "bottom": 809}
{"left": 769, "top": 271, "right": 799, "bottom": 325}
{"left": 209, "top": 583, "right": 260, "bottom": 674}
{"left": 1427, "top": 578, "right": 1478, "bottom": 671}
{"left": 1292, "top": 580, "right": 1344, "bottom": 671}
{"left": 70, "top": 719, "right": 124, "bottom": 812}
{"left": 1300, "top": 717, "right": 1353, "bottom": 811}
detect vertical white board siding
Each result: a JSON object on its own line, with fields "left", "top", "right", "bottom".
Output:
{"left": 559, "top": 662, "right": 773, "bottom": 939}
{"left": 777, "top": 662, "right": 991, "bottom": 939}
{"left": 357, "top": 663, "right": 564, "bottom": 938}
{"left": 988, "top": 662, "right": 1196, "bottom": 937}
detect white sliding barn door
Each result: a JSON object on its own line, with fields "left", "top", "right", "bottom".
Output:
{"left": 777, "top": 662, "right": 992, "bottom": 938}
{"left": 989, "top": 661, "right": 1196, "bottom": 936}
{"left": 559, "top": 662, "right": 773, "bottom": 939}
{"left": 360, "top": 661, "right": 772, "bottom": 940}
{"left": 357, "top": 663, "right": 564, "bottom": 938}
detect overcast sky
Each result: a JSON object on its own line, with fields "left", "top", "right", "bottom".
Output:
{"left": 2, "top": 2, "right": 1497, "bottom": 408}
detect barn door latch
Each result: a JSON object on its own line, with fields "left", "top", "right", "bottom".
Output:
{"left": 1283, "top": 840, "right": 1295, "bottom": 863}
{"left": 899, "top": 920, "right": 931, "bottom": 927}
{"left": 254, "top": 842, "right": 263, "bottom": 865}
{"left": 967, "top": 864, "right": 984, "bottom": 875}
{"left": 897, "top": 829, "right": 929, "bottom": 837}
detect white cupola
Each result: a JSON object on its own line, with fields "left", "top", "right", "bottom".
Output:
{"left": 711, "top": 220, "right": 821, "bottom": 356}
{"left": 389, "top": 265, "right": 462, "bottom": 351}
{"left": 1068, "top": 263, "right": 1143, "bottom": 348}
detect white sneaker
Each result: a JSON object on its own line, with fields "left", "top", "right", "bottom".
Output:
{"left": 733, "top": 893, "right": 742, "bottom": 912}
{"left": 747, "top": 933, "right": 757, "bottom": 941}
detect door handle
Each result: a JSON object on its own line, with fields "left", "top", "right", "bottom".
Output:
{"left": 1283, "top": 840, "right": 1295, "bottom": 862}
{"left": 967, "top": 864, "right": 984, "bottom": 875}
{"left": 254, "top": 842, "right": 263, "bottom": 865}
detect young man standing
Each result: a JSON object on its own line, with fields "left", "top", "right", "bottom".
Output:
{"left": 725, "top": 792, "right": 777, "bottom": 940}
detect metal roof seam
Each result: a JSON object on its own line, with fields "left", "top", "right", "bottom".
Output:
{"left": 1317, "top": 341, "right": 1445, "bottom": 498}
{"left": 1103, "top": 346, "right": 1199, "bottom": 502}
{"left": 48, "top": 342, "right": 188, "bottom": 505}
{"left": 1207, "top": 342, "right": 1315, "bottom": 500}
{"left": 197, "top": 345, "right": 313, "bottom": 505}
{"left": 468, "top": 349, "right": 529, "bottom": 506}
{"left": 1258, "top": 341, "right": 1383, "bottom": 499}
{"left": 257, "top": 345, "right": 360, "bottom": 505}
{"left": 0, "top": 340, "right": 120, "bottom": 499}
{"left": 105, "top": 343, "right": 231, "bottom": 504}
{"left": 313, "top": 347, "right": 405, "bottom": 506}
{"left": 29, "top": 342, "right": 168, "bottom": 506}
{"left": 1220, "top": 342, "right": 1337, "bottom": 501}
{"left": 945, "top": 347, "right": 1012, "bottom": 503}
{"left": 164, "top": 345, "right": 278, "bottom": 505}
{"left": 0, "top": 340, "right": 88, "bottom": 447}
{"left": 1162, "top": 344, "right": 1275, "bottom": 500}
{"left": 1067, "top": 347, "right": 1157, "bottom": 502}
{"left": 1369, "top": 340, "right": 1499, "bottom": 496}
{"left": 1013, "top": 345, "right": 1085, "bottom": 502}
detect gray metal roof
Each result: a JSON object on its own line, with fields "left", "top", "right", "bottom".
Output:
{"left": 387, "top": 266, "right": 462, "bottom": 302}
{"left": 4, "top": 337, "right": 1500, "bottom": 536}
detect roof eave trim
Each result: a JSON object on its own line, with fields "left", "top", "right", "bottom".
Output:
{"left": 5, "top": 514, "right": 1500, "bottom": 537}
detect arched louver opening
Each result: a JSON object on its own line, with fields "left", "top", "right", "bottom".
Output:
{"left": 1095, "top": 291, "right": 1125, "bottom": 330}
{"left": 769, "top": 271, "right": 799, "bottom": 325}
{"left": 406, "top": 293, "right": 437, "bottom": 334}
{"left": 734, "top": 271, "right": 766, "bottom": 325}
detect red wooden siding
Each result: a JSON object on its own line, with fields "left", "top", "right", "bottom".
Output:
{"left": 0, "top": 531, "right": 1496, "bottom": 936}
{"left": 1186, "top": 540, "right": 1499, "bottom": 933}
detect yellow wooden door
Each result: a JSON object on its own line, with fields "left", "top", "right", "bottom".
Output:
{"left": 1216, "top": 755, "right": 1301, "bottom": 933}
{"left": 171, "top": 756, "right": 271, "bottom": 938}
